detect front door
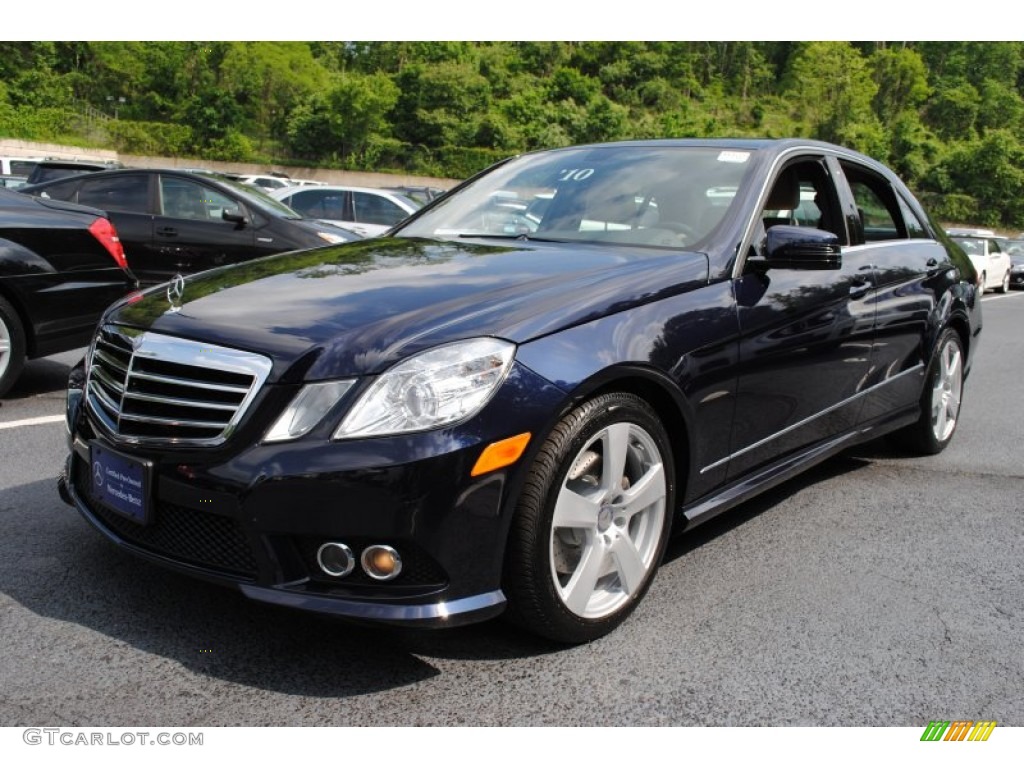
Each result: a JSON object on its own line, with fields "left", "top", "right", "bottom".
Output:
{"left": 726, "top": 156, "right": 876, "bottom": 480}
{"left": 150, "top": 176, "right": 256, "bottom": 283}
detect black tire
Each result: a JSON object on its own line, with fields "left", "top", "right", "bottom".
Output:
{"left": 999, "top": 271, "right": 1010, "bottom": 294}
{"left": 0, "top": 296, "right": 27, "bottom": 399}
{"left": 893, "top": 328, "right": 964, "bottom": 455}
{"left": 503, "top": 393, "right": 675, "bottom": 643}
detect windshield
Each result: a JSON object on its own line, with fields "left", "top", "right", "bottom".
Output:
{"left": 396, "top": 145, "right": 755, "bottom": 249}
{"left": 951, "top": 237, "right": 984, "bottom": 255}
{"left": 198, "top": 173, "right": 304, "bottom": 219}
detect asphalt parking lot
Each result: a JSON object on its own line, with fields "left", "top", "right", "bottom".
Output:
{"left": 1, "top": 293, "right": 1021, "bottom": 726}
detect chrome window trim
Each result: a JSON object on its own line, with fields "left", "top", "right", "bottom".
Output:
{"left": 700, "top": 363, "right": 924, "bottom": 475}
{"left": 842, "top": 240, "right": 941, "bottom": 254}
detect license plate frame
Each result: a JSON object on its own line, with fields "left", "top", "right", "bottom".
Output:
{"left": 89, "top": 442, "right": 153, "bottom": 525}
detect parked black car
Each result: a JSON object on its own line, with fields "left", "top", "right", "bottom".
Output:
{"left": 0, "top": 188, "right": 135, "bottom": 397}
{"left": 1004, "top": 238, "right": 1024, "bottom": 289}
{"left": 21, "top": 169, "right": 360, "bottom": 284}
{"left": 60, "top": 139, "right": 981, "bottom": 642}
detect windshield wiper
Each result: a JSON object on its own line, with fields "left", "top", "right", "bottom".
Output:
{"left": 455, "top": 233, "right": 566, "bottom": 243}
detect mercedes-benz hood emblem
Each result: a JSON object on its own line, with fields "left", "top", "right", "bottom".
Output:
{"left": 167, "top": 273, "right": 186, "bottom": 312}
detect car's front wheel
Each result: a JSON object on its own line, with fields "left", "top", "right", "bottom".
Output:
{"left": 999, "top": 270, "right": 1010, "bottom": 293}
{"left": 0, "top": 296, "right": 27, "bottom": 398}
{"left": 503, "top": 393, "right": 675, "bottom": 643}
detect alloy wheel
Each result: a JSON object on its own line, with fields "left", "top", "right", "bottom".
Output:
{"left": 549, "top": 421, "right": 667, "bottom": 619}
{"left": 931, "top": 337, "right": 963, "bottom": 443}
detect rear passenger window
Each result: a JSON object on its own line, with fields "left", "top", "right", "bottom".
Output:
{"left": 10, "top": 160, "right": 37, "bottom": 176}
{"left": 848, "top": 181, "right": 898, "bottom": 241}
{"left": 79, "top": 176, "right": 149, "bottom": 213}
{"left": 897, "top": 196, "right": 929, "bottom": 239}
{"left": 840, "top": 161, "right": 915, "bottom": 243}
{"left": 36, "top": 179, "right": 80, "bottom": 203}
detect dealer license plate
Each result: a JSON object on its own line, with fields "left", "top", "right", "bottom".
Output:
{"left": 89, "top": 443, "right": 152, "bottom": 525}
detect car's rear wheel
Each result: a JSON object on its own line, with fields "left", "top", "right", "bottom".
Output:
{"left": 999, "top": 271, "right": 1010, "bottom": 293}
{"left": 893, "top": 328, "right": 964, "bottom": 455}
{"left": 503, "top": 393, "right": 674, "bottom": 643}
{"left": 0, "top": 296, "right": 27, "bottom": 398}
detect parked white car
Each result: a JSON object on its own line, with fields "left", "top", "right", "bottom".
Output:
{"left": 270, "top": 185, "right": 420, "bottom": 237}
{"left": 237, "top": 174, "right": 293, "bottom": 191}
{"left": 947, "top": 229, "right": 1012, "bottom": 294}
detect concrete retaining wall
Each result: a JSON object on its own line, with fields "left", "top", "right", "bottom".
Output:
{"left": 0, "top": 137, "right": 458, "bottom": 190}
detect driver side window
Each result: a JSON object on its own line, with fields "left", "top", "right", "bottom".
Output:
{"left": 755, "top": 158, "right": 845, "bottom": 255}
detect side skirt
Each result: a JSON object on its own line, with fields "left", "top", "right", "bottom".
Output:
{"left": 678, "top": 407, "right": 919, "bottom": 532}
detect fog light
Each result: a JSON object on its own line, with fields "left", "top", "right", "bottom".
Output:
{"left": 361, "top": 545, "right": 402, "bottom": 581}
{"left": 317, "top": 542, "right": 355, "bottom": 577}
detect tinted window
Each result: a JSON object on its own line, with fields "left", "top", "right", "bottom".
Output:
{"left": 10, "top": 160, "right": 37, "bottom": 176}
{"left": 849, "top": 181, "right": 898, "bottom": 240}
{"left": 353, "top": 192, "right": 408, "bottom": 226}
{"left": 897, "top": 196, "right": 929, "bottom": 239}
{"left": 758, "top": 157, "right": 845, "bottom": 244}
{"left": 36, "top": 179, "right": 81, "bottom": 202}
{"left": 286, "top": 189, "right": 349, "bottom": 220}
{"left": 160, "top": 177, "right": 237, "bottom": 221}
{"left": 840, "top": 162, "right": 907, "bottom": 242}
{"left": 79, "top": 175, "right": 150, "bottom": 213}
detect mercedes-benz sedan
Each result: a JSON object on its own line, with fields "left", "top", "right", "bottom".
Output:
{"left": 60, "top": 139, "right": 981, "bottom": 643}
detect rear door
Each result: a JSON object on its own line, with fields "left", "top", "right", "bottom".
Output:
{"left": 834, "top": 157, "right": 952, "bottom": 422}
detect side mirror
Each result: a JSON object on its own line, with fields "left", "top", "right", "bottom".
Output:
{"left": 761, "top": 225, "right": 842, "bottom": 270}
{"left": 222, "top": 207, "right": 247, "bottom": 227}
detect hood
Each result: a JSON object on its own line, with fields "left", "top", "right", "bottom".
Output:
{"left": 109, "top": 238, "right": 708, "bottom": 381}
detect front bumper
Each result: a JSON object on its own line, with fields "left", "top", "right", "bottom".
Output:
{"left": 61, "top": 362, "right": 566, "bottom": 628}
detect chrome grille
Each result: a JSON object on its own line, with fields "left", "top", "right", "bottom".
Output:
{"left": 86, "top": 326, "right": 273, "bottom": 446}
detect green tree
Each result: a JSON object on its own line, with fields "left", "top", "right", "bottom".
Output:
{"left": 287, "top": 72, "right": 399, "bottom": 161}
{"left": 784, "top": 42, "right": 882, "bottom": 151}
{"left": 925, "top": 80, "right": 980, "bottom": 141}
{"left": 870, "top": 47, "right": 930, "bottom": 123}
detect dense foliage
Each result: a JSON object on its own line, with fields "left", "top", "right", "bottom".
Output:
{"left": 3, "top": 41, "right": 1024, "bottom": 226}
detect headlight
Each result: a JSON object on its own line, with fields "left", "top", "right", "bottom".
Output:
{"left": 265, "top": 380, "right": 355, "bottom": 442}
{"left": 317, "top": 231, "right": 348, "bottom": 244}
{"left": 334, "top": 338, "right": 516, "bottom": 439}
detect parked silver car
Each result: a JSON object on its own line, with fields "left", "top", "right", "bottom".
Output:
{"left": 270, "top": 185, "right": 420, "bottom": 237}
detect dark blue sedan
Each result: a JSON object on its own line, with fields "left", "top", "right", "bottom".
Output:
{"left": 60, "top": 139, "right": 981, "bottom": 642}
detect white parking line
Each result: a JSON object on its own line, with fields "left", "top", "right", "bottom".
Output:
{"left": 0, "top": 415, "right": 65, "bottom": 430}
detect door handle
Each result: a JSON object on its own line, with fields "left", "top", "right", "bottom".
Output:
{"left": 156, "top": 227, "right": 178, "bottom": 237}
{"left": 849, "top": 279, "right": 873, "bottom": 300}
